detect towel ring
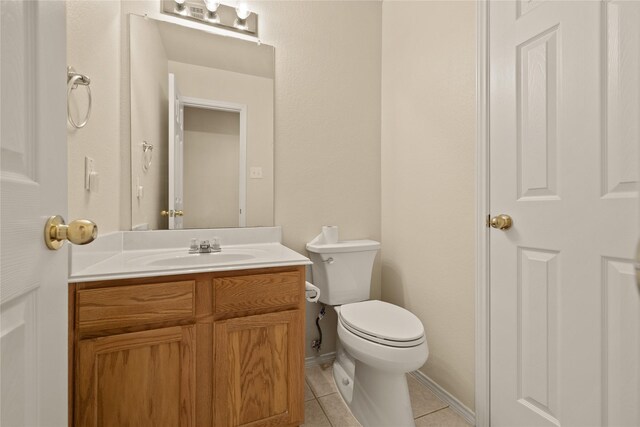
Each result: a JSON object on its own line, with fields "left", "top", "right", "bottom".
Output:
{"left": 142, "top": 141, "right": 154, "bottom": 172}
{"left": 67, "top": 67, "right": 91, "bottom": 129}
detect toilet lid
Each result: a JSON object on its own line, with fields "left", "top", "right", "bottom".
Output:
{"left": 339, "top": 300, "right": 425, "bottom": 346}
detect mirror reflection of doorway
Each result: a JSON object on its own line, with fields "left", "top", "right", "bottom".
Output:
{"left": 168, "top": 73, "right": 247, "bottom": 229}
{"left": 183, "top": 107, "right": 241, "bottom": 228}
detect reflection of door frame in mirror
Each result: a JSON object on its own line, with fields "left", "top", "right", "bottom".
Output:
{"left": 182, "top": 96, "right": 247, "bottom": 227}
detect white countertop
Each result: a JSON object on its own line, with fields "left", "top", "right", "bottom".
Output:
{"left": 69, "top": 227, "right": 311, "bottom": 283}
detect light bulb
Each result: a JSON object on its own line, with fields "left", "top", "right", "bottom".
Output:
{"left": 204, "top": 0, "right": 220, "bottom": 13}
{"left": 235, "top": 4, "right": 251, "bottom": 20}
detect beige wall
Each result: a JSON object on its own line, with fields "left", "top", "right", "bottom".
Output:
{"left": 183, "top": 108, "right": 240, "bottom": 228}
{"left": 381, "top": 0, "right": 476, "bottom": 410}
{"left": 168, "top": 61, "right": 275, "bottom": 228}
{"left": 129, "top": 15, "right": 168, "bottom": 230}
{"left": 67, "top": 0, "right": 122, "bottom": 232}
{"left": 250, "top": 1, "right": 382, "bottom": 357}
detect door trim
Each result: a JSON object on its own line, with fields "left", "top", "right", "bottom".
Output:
{"left": 475, "top": 1, "right": 490, "bottom": 426}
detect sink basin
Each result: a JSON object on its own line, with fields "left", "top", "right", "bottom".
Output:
{"left": 127, "top": 248, "right": 264, "bottom": 268}
{"left": 146, "top": 252, "right": 255, "bottom": 267}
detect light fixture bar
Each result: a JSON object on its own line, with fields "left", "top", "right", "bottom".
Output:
{"left": 161, "top": 0, "right": 258, "bottom": 36}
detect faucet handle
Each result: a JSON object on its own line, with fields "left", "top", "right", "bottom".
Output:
{"left": 189, "top": 238, "right": 199, "bottom": 251}
{"left": 211, "top": 237, "right": 221, "bottom": 251}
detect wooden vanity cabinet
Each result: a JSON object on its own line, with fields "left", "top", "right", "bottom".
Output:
{"left": 75, "top": 325, "right": 196, "bottom": 426}
{"left": 69, "top": 266, "right": 306, "bottom": 427}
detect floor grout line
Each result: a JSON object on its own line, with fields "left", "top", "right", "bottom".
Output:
{"left": 314, "top": 391, "right": 336, "bottom": 398}
{"left": 305, "top": 379, "right": 317, "bottom": 400}
{"left": 412, "top": 403, "right": 450, "bottom": 420}
{"left": 315, "top": 395, "right": 335, "bottom": 427}
{"left": 413, "top": 406, "right": 451, "bottom": 421}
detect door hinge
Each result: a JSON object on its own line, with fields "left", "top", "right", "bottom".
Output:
{"left": 486, "top": 214, "right": 491, "bottom": 228}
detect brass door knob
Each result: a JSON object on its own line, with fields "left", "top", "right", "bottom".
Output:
{"left": 161, "top": 210, "right": 173, "bottom": 217}
{"left": 490, "top": 214, "right": 513, "bottom": 230}
{"left": 44, "top": 215, "right": 98, "bottom": 250}
{"left": 174, "top": 210, "right": 184, "bottom": 217}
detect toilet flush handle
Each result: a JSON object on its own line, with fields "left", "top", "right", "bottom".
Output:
{"left": 323, "top": 257, "right": 334, "bottom": 264}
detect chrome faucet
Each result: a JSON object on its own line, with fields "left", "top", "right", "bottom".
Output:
{"left": 189, "top": 237, "right": 221, "bottom": 254}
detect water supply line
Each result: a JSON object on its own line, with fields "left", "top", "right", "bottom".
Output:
{"left": 311, "top": 304, "right": 326, "bottom": 352}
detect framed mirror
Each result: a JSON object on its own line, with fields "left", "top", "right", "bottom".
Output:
{"left": 129, "top": 15, "right": 274, "bottom": 230}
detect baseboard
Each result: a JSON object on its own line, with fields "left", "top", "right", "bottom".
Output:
{"left": 409, "top": 370, "right": 476, "bottom": 426}
{"left": 304, "top": 351, "right": 336, "bottom": 367}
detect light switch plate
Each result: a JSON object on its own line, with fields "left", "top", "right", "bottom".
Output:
{"left": 250, "top": 166, "right": 263, "bottom": 179}
{"left": 84, "top": 156, "right": 94, "bottom": 190}
{"left": 88, "top": 171, "right": 99, "bottom": 192}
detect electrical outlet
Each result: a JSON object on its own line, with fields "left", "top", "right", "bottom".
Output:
{"left": 250, "top": 166, "right": 263, "bottom": 179}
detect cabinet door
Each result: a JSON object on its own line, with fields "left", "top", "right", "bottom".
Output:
{"left": 75, "top": 326, "right": 195, "bottom": 427}
{"left": 214, "top": 310, "right": 304, "bottom": 427}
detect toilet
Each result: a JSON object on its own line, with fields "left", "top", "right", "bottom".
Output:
{"left": 306, "top": 239, "right": 428, "bottom": 427}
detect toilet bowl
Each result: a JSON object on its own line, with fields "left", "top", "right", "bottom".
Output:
{"left": 334, "top": 301, "right": 428, "bottom": 427}
{"left": 306, "top": 238, "right": 429, "bottom": 427}
{"left": 337, "top": 301, "right": 428, "bottom": 373}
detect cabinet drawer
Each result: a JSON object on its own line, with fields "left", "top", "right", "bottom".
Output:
{"left": 214, "top": 271, "right": 302, "bottom": 317}
{"left": 76, "top": 280, "right": 195, "bottom": 334}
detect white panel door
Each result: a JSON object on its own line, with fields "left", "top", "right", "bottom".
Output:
{"left": 168, "top": 73, "right": 184, "bottom": 229}
{"left": 490, "top": 1, "right": 639, "bottom": 426}
{"left": 0, "top": 1, "right": 68, "bottom": 425}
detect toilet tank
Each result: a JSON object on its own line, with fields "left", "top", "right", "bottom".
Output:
{"left": 306, "top": 240, "right": 380, "bottom": 305}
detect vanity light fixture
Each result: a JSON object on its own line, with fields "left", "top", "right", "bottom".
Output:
{"left": 235, "top": 4, "right": 250, "bottom": 20}
{"left": 204, "top": 0, "right": 221, "bottom": 22}
{"left": 162, "top": 0, "right": 258, "bottom": 36}
{"left": 204, "top": 0, "right": 220, "bottom": 23}
{"left": 204, "top": 0, "right": 220, "bottom": 13}
{"left": 234, "top": 4, "right": 250, "bottom": 30}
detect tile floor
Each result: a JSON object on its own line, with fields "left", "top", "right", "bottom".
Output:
{"left": 303, "top": 364, "right": 471, "bottom": 427}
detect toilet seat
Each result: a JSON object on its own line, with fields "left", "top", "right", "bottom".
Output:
{"left": 339, "top": 300, "right": 426, "bottom": 348}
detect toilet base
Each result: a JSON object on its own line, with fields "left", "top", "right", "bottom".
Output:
{"left": 333, "top": 357, "right": 415, "bottom": 427}
{"left": 333, "top": 341, "right": 355, "bottom": 404}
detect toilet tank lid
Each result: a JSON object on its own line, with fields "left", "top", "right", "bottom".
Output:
{"left": 306, "top": 239, "right": 380, "bottom": 254}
